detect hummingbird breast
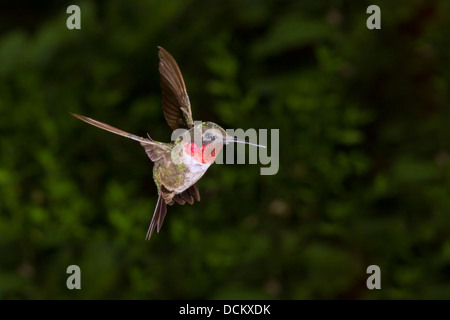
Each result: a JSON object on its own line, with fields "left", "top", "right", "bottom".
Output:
{"left": 153, "top": 148, "right": 212, "bottom": 202}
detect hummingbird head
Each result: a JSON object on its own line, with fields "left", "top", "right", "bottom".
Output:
{"left": 183, "top": 122, "right": 266, "bottom": 164}
{"left": 183, "top": 122, "right": 227, "bottom": 164}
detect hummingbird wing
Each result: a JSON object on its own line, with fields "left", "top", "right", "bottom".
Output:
{"left": 70, "top": 113, "right": 172, "bottom": 160}
{"left": 158, "top": 46, "right": 194, "bottom": 130}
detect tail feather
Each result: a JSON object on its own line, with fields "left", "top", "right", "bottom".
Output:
{"left": 145, "top": 194, "right": 167, "bottom": 241}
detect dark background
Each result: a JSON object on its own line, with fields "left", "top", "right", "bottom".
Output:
{"left": 1, "top": 0, "right": 449, "bottom": 299}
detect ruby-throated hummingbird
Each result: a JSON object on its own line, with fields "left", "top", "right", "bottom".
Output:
{"left": 71, "top": 47, "right": 265, "bottom": 240}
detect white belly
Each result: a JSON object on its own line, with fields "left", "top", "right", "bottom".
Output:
{"left": 173, "top": 152, "right": 211, "bottom": 193}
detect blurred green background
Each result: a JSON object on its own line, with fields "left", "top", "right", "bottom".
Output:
{"left": 1, "top": 0, "right": 450, "bottom": 299}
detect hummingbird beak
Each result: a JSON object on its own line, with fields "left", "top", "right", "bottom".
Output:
{"left": 224, "top": 136, "right": 266, "bottom": 148}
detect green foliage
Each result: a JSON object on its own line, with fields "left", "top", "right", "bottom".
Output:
{"left": 1, "top": 0, "right": 450, "bottom": 299}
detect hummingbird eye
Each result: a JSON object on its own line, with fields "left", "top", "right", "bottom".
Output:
{"left": 204, "top": 132, "right": 214, "bottom": 141}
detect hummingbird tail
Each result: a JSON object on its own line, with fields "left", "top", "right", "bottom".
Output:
{"left": 169, "top": 184, "right": 201, "bottom": 205}
{"left": 145, "top": 194, "right": 167, "bottom": 241}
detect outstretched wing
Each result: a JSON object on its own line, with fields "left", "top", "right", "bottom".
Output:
{"left": 158, "top": 46, "right": 194, "bottom": 130}
{"left": 70, "top": 113, "right": 171, "bottom": 162}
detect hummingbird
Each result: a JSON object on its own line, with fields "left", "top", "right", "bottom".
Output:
{"left": 71, "top": 47, "right": 265, "bottom": 240}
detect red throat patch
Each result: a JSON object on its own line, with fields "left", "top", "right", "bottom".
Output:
{"left": 184, "top": 142, "right": 223, "bottom": 164}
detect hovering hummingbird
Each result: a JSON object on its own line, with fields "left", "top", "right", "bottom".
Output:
{"left": 71, "top": 47, "right": 265, "bottom": 240}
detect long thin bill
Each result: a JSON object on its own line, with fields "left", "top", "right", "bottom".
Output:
{"left": 225, "top": 138, "right": 266, "bottom": 148}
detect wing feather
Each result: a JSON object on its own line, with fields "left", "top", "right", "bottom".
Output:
{"left": 158, "top": 46, "right": 194, "bottom": 130}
